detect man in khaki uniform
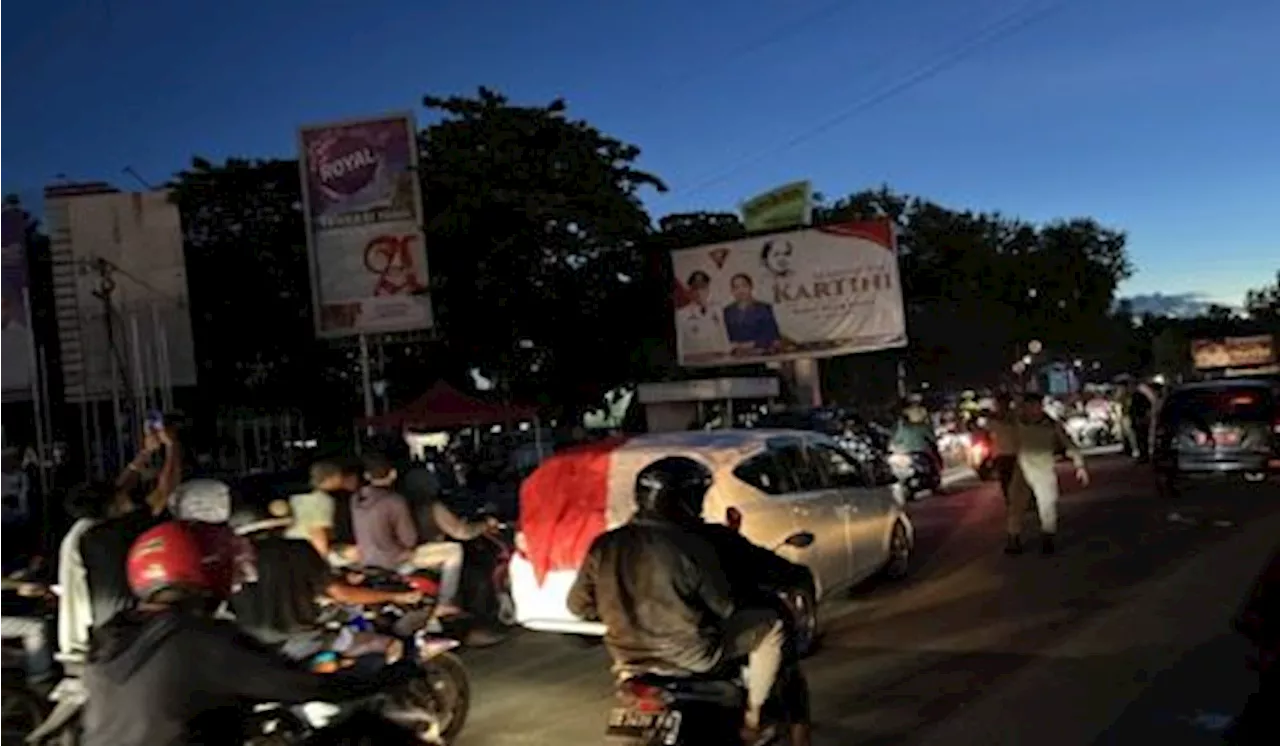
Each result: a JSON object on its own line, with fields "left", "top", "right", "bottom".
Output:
{"left": 1006, "top": 393, "right": 1089, "bottom": 555}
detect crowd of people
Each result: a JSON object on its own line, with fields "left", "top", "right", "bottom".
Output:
{"left": 1, "top": 423, "right": 510, "bottom": 744}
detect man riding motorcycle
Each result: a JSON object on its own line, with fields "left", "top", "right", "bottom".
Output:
{"left": 692, "top": 507, "right": 814, "bottom": 746}
{"left": 566, "top": 456, "right": 786, "bottom": 743}
{"left": 81, "top": 519, "right": 413, "bottom": 746}
{"left": 889, "top": 399, "right": 940, "bottom": 467}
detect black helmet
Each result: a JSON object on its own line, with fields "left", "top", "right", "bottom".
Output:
{"left": 228, "top": 499, "right": 293, "bottom": 537}
{"left": 634, "top": 456, "right": 712, "bottom": 525}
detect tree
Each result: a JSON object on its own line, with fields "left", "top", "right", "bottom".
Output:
{"left": 813, "top": 188, "right": 1133, "bottom": 391}
{"left": 417, "top": 87, "right": 666, "bottom": 414}
{"left": 168, "top": 158, "right": 345, "bottom": 412}
{"left": 1245, "top": 270, "right": 1280, "bottom": 327}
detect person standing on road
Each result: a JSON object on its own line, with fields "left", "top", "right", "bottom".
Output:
{"left": 984, "top": 396, "right": 1020, "bottom": 507}
{"left": 1006, "top": 393, "right": 1089, "bottom": 555}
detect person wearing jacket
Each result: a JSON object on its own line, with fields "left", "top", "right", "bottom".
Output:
{"left": 81, "top": 519, "right": 414, "bottom": 746}
{"left": 1006, "top": 393, "right": 1089, "bottom": 555}
{"left": 889, "top": 401, "right": 939, "bottom": 462}
{"left": 693, "top": 508, "right": 814, "bottom": 746}
{"left": 567, "top": 456, "right": 786, "bottom": 743}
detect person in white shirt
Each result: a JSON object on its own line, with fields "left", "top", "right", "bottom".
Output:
{"left": 286, "top": 460, "right": 355, "bottom": 558}
{"left": 0, "top": 293, "right": 30, "bottom": 394}
{"left": 677, "top": 270, "right": 730, "bottom": 360}
{"left": 57, "top": 482, "right": 113, "bottom": 659}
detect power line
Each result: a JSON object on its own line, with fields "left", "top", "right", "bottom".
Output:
{"left": 677, "top": 0, "right": 1074, "bottom": 198}
{"left": 652, "top": 0, "right": 874, "bottom": 91}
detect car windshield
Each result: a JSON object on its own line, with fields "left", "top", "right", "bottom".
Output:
{"left": 1164, "top": 386, "right": 1275, "bottom": 422}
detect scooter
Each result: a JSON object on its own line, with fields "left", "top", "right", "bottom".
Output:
{"left": 602, "top": 532, "right": 814, "bottom": 746}
{"left": 887, "top": 450, "right": 942, "bottom": 502}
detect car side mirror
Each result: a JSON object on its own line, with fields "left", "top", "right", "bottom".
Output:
{"left": 784, "top": 531, "right": 814, "bottom": 548}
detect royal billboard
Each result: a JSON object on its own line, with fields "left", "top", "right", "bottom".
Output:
{"left": 298, "top": 113, "right": 433, "bottom": 337}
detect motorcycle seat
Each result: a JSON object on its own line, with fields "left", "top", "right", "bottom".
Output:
{"left": 621, "top": 671, "right": 743, "bottom": 704}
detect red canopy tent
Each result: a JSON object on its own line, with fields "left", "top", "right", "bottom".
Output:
{"left": 358, "top": 381, "right": 539, "bottom": 430}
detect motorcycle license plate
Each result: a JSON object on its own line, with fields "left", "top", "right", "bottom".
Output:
{"left": 606, "top": 707, "right": 683, "bottom": 744}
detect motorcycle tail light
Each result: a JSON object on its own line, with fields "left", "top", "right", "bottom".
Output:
{"left": 619, "top": 681, "right": 670, "bottom": 712}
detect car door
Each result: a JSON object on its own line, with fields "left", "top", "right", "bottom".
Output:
{"left": 767, "top": 436, "right": 849, "bottom": 596}
{"left": 726, "top": 450, "right": 803, "bottom": 553}
{"left": 809, "top": 438, "right": 889, "bottom": 581}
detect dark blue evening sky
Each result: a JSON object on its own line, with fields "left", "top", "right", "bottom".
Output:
{"left": 3, "top": 0, "right": 1277, "bottom": 304}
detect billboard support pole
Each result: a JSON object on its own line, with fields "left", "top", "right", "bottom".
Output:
{"left": 359, "top": 334, "right": 375, "bottom": 433}
{"left": 22, "top": 289, "right": 48, "bottom": 497}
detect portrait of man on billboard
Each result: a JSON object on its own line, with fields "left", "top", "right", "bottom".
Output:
{"left": 676, "top": 270, "right": 729, "bottom": 359}
{"left": 724, "top": 273, "right": 784, "bottom": 355}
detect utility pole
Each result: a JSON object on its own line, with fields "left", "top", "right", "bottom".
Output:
{"left": 89, "top": 257, "right": 130, "bottom": 466}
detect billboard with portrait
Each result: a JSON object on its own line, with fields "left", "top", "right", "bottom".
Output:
{"left": 298, "top": 113, "right": 433, "bottom": 337}
{"left": 670, "top": 220, "right": 906, "bottom": 367}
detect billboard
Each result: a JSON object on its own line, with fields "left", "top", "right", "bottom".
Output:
{"left": 299, "top": 113, "right": 433, "bottom": 338}
{"left": 2, "top": 206, "right": 33, "bottom": 400}
{"left": 1191, "top": 334, "right": 1275, "bottom": 370}
{"left": 740, "top": 180, "right": 813, "bottom": 233}
{"left": 671, "top": 220, "right": 906, "bottom": 367}
{"left": 44, "top": 185, "right": 199, "bottom": 403}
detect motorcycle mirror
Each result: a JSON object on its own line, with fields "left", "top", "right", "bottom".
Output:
{"left": 784, "top": 532, "right": 814, "bottom": 548}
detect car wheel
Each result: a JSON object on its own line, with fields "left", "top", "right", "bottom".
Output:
{"left": 883, "top": 520, "right": 912, "bottom": 580}
{"left": 781, "top": 586, "right": 819, "bottom": 658}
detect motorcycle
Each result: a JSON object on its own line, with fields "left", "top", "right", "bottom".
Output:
{"left": 966, "top": 429, "right": 997, "bottom": 481}
{"left": 887, "top": 450, "right": 942, "bottom": 502}
{"left": 249, "top": 567, "right": 472, "bottom": 744}
{"left": 603, "top": 532, "right": 814, "bottom": 746}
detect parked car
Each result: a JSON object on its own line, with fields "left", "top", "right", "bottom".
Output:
{"left": 509, "top": 430, "right": 914, "bottom": 651}
{"left": 1152, "top": 378, "right": 1280, "bottom": 497}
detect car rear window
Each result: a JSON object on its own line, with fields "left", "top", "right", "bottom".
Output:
{"left": 1164, "top": 386, "right": 1276, "bottom": 422}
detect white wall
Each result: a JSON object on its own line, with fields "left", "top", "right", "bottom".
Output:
{"left": 48, "top": 188, "right": 198, "bottom": 402}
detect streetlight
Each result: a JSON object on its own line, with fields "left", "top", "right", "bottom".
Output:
{"left": 1022, "top": 355, "right": 1033, "bottom": 366}
{"left": 1028, "top": 340, "right": 1043, "bottom": 355}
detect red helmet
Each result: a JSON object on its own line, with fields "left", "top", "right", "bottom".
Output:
{"left": 127, "top": 521, "right": 234, "bottom": 602}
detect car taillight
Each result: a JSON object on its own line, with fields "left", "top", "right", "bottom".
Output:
{"left": 619, "top": 681, "right": 669, "bottom": 713}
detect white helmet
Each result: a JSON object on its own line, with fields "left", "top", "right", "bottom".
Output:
{"left": 169, "top": 479, "right": 232, "bottom": 524}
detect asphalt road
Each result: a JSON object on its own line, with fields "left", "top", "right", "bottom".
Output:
{"left": 454, "top": 455, "right": 1280, "bottom": 745}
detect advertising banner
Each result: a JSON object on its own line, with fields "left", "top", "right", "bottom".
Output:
{"left": 1, "top": 206, "right": 33, "bottom": 398}
{"left": 299, "top": 113, "right": 433, "bottom": 337}
{"left": 740, "top": 180, "right": 812, "bottom": 233}
{"left": 1191, "top": 334, "right": 1276, "bottom": 370}
{"left": 670, "top": 220, "right": 906, "bottom": 367}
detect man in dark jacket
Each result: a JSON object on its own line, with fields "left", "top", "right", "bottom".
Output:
{"left": 82, "top": 520, "right": 411, "bottom": 746}
{"left": 567, "top": 456, "right": 785, "bottom": 742}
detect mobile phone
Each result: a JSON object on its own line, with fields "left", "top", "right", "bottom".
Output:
{"left": 146, "top": 410, "right": 165, "bottom": 431}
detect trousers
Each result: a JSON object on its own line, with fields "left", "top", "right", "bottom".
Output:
{"left": 720, "top": 608, "right": 786, "bottom": 727}
{"left": 1007, "top": 455, "right": 1060, "bottom": 536}
{"left": 402, "top": 542, "right": 465, "bottom": 606}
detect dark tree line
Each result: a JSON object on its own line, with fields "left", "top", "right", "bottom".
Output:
{"left": 14, "top": 88, "right": 1275, "bottom": 429}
